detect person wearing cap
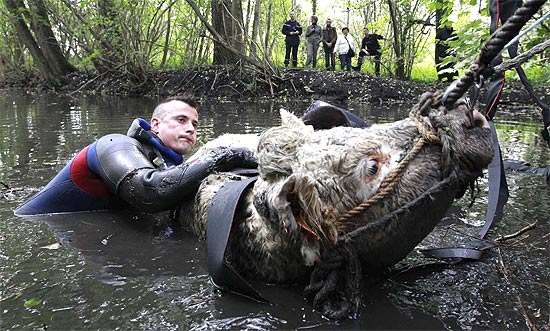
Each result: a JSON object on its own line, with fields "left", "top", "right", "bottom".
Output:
{"left": 15, "top": 95, "right": 258, "bottom": 216}
{"left": 334, "top": 27, "right": 356, "bottom": 71}
{"left": 321, "top": 18, "right": 337, "bottom": 70}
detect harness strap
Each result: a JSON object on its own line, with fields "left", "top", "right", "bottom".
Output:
{"left": 421, "top": 121, "right": 508, "bottom": 261}
{"left": 206, "top": 175, "right": 269, "bottom": 303}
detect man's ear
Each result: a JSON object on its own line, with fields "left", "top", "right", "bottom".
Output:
{"left": 150, "top": 117, "right": 160, "bottom": 134}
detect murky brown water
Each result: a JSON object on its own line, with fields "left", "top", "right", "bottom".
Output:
{"left": 1, "top": 91, "right": 548, "bottom": 330}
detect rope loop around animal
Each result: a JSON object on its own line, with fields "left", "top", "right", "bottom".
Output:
{"left": 336, "top": 91, "right": 447, "bottom": 223}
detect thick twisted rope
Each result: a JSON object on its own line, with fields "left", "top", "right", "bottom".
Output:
{"left": 443, "top": 0, "right": 547, "bottom": 108}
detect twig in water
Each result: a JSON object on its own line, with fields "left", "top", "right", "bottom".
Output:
{"left": 210, "top": 71, "right": 219, "bottom": 92}
{"left": 497, "top": 246, "right": 539, "bottom": 331}
{"left": 495, "top": 222, "right": 537, "bottom": 242}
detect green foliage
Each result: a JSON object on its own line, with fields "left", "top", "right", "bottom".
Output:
{"left": 507, "top": 60, "right": 550, "bottom": 86}
{"left": 81, "top": 49, "right": 100, "bottom": 68}
{"left": 447, "top": 18, "right": 488, "bottom": 71}
{"left": 0, "top": 0, "right": 548, "bottom": 84}
{"left": 410, "top": 63, "right": 438, "bottom": 82}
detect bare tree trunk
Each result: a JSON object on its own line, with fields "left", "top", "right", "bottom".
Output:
{"left": 160, "top": 5, "right": 172, "bottom": 68}
{"left": 244, "top": 0, "right": 252, "bottom": 36}
{"left": 211, "top": 0, "right": 246, "bottom": 64}
{"left": 28, "top": 0, "right": 76, "bottom": 74}
{"left": 264, "top": 2, "right": 272, "bottom": 55}
{"left": 387, "top": 0, "right": 404, "bottom": 79}
{"left": 250, "top": 0, "right": 261, "bottom": 56}
{"left": 212, "top": 0, "right": 236, "bottom": 63}
{"left": 186, "top": 0, "right": 275, "bottom": 72}
{"left": 94, "top": 0, "right": 124, "bottom": 72}
{"left": 3, "top": 0, "right": 68, "bottom": 85}
{"left": 231, "top": 0, "right": 244, "bottom": 53}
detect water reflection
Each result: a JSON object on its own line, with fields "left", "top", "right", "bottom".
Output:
{"left": 0, "top": 91, "right": 548, "bottom": 330}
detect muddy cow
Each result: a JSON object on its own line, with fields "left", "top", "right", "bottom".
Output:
{"left": 177, "top": 95, "right": 494, "bottom": 318}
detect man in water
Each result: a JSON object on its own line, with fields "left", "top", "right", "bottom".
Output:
{"left": 15, "top": 95, "right": 257, "bottom": 215}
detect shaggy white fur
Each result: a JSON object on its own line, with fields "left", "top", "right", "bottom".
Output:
{"left": 178, "top": 105, "right": 494, "bottom": 282}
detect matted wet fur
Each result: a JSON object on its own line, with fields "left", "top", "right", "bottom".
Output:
{"left": 177, "top": 100, "right": 493, "bottom": 318}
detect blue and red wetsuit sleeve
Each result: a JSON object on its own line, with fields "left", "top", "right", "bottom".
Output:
{"left": 15, "top": 142, "right": 114, "bottom": 216}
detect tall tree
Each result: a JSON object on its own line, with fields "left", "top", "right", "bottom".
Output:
{"left": 250, "top": 0, "right": 261, "bottom": 57}
{"left": 3, "top": 0, "right": 74, "bottom": 85}
{"left": 212, "top": 0, "right": 245, "bottom": 64}
{"left": 30, "top": 0, "right": 76, "bottom": 75}
{"left": 94, "top": 0, "right": 123, "bottom": 72}
{"left": 386, "top": 0, "right": 405, "bottom": 78}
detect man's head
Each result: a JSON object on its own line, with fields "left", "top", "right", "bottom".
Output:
{"left": 342, "top": 27, "right": 349, "bottom": 35}
{"left": 363, "top": 27, "right": 369, "bottom": 35}
{"left": 151, "top": 95, "right": 198, "bottom": 155}
{"left": 290, "top": 12, "right": 296, "bottom": 21}
{"left": 311, "top": 15, "right": 318, "bottom": 24}
{"left": 326, "top": 18, "right": 332, "bottom": 26}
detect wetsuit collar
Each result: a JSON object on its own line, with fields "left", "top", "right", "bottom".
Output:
{"left": 127, "top": 118, "right": 184, "bottom": 167}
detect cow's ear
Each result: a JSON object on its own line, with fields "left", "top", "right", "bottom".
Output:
{"left": 257, "top": 125, "right": 304, "bottom": 180}
{"left": 280, "top": 108, "right": 314, "bottom": 134}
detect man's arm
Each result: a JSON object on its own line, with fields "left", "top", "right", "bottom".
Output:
{"left": 282, "top": 22, "right": 291, "bottom": 35}
{"left": 94, "top": 134, "right": 257, "bottom": 212}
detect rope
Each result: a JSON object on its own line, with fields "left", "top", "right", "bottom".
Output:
{"left": 443, "top": 0, "right": 547, "bottom": 108}
{"left": 336, "top": 92, "right": 444, "bottom": 223}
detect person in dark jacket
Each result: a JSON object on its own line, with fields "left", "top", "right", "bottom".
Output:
{"left": 321, "top": 18, "right": 337, "bottom": 70}
{"left": 282, "top": 11, "right": 303, "bottom": 67}
{"left": 15, "top": 95, "right": 257, "bottom": 216}
{"left": 352, "top": 27, "right": 384, "bottom": 76}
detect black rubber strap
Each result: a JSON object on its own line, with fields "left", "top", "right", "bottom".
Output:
{"left": 480, "top": 121, "right": 509, "bottom": 238}
{"left": 422, "top": 121, "right": 509, "bottom": 261}
{"left": 206, "top": 175, "right": 269, "bottom": 303}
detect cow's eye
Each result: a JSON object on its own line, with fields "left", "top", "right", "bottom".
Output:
{"left": 366, "top": 159, "right": 379, "bottom": 177}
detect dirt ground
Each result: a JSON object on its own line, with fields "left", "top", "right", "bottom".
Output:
{"left": 1, "top": 65, "right": 548, "bottom": 108}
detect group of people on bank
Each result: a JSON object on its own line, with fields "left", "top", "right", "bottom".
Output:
{"left": 282, "top": 12, "right": 385, "bottom": 75}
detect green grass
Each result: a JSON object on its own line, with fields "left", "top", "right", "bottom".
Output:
{"left": 410, "top": 64, "right": 438, "bottom": 82}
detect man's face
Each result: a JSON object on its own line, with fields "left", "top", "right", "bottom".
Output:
{"left": 151, "top": 100, "right": 198, "bottom": 155}
{"left": 364, "top": 28, "right": 369, "bottom": 35}
{"left": 326, "top": 19, "right": 332, "bottom": 26}
{"left": 290, "top": 12, "right": 296, "bottom": 20}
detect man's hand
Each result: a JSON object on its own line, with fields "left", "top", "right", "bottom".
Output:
{"left": 207, "top": 146, "right": 258, "bottom": 171}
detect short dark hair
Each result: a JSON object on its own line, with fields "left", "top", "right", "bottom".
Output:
{"left": 162, "top": 94, "right": 198, "bottom": 109}
{"left": 342, "top": 27, "right": 349, "bottom": 32}
{"left": 311, "top": 15, "right": 318, "bottom": 23}
{"left": 153, "top": 94, "right": 198, "bottom": 119}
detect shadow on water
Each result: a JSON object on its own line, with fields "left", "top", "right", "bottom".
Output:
{"left": 1, "top": 91, "right": 548, "bottom": 330}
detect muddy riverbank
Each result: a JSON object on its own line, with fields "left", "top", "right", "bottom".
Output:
{"left": 1, "top": 66, "right": 548, "bottom": 108}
